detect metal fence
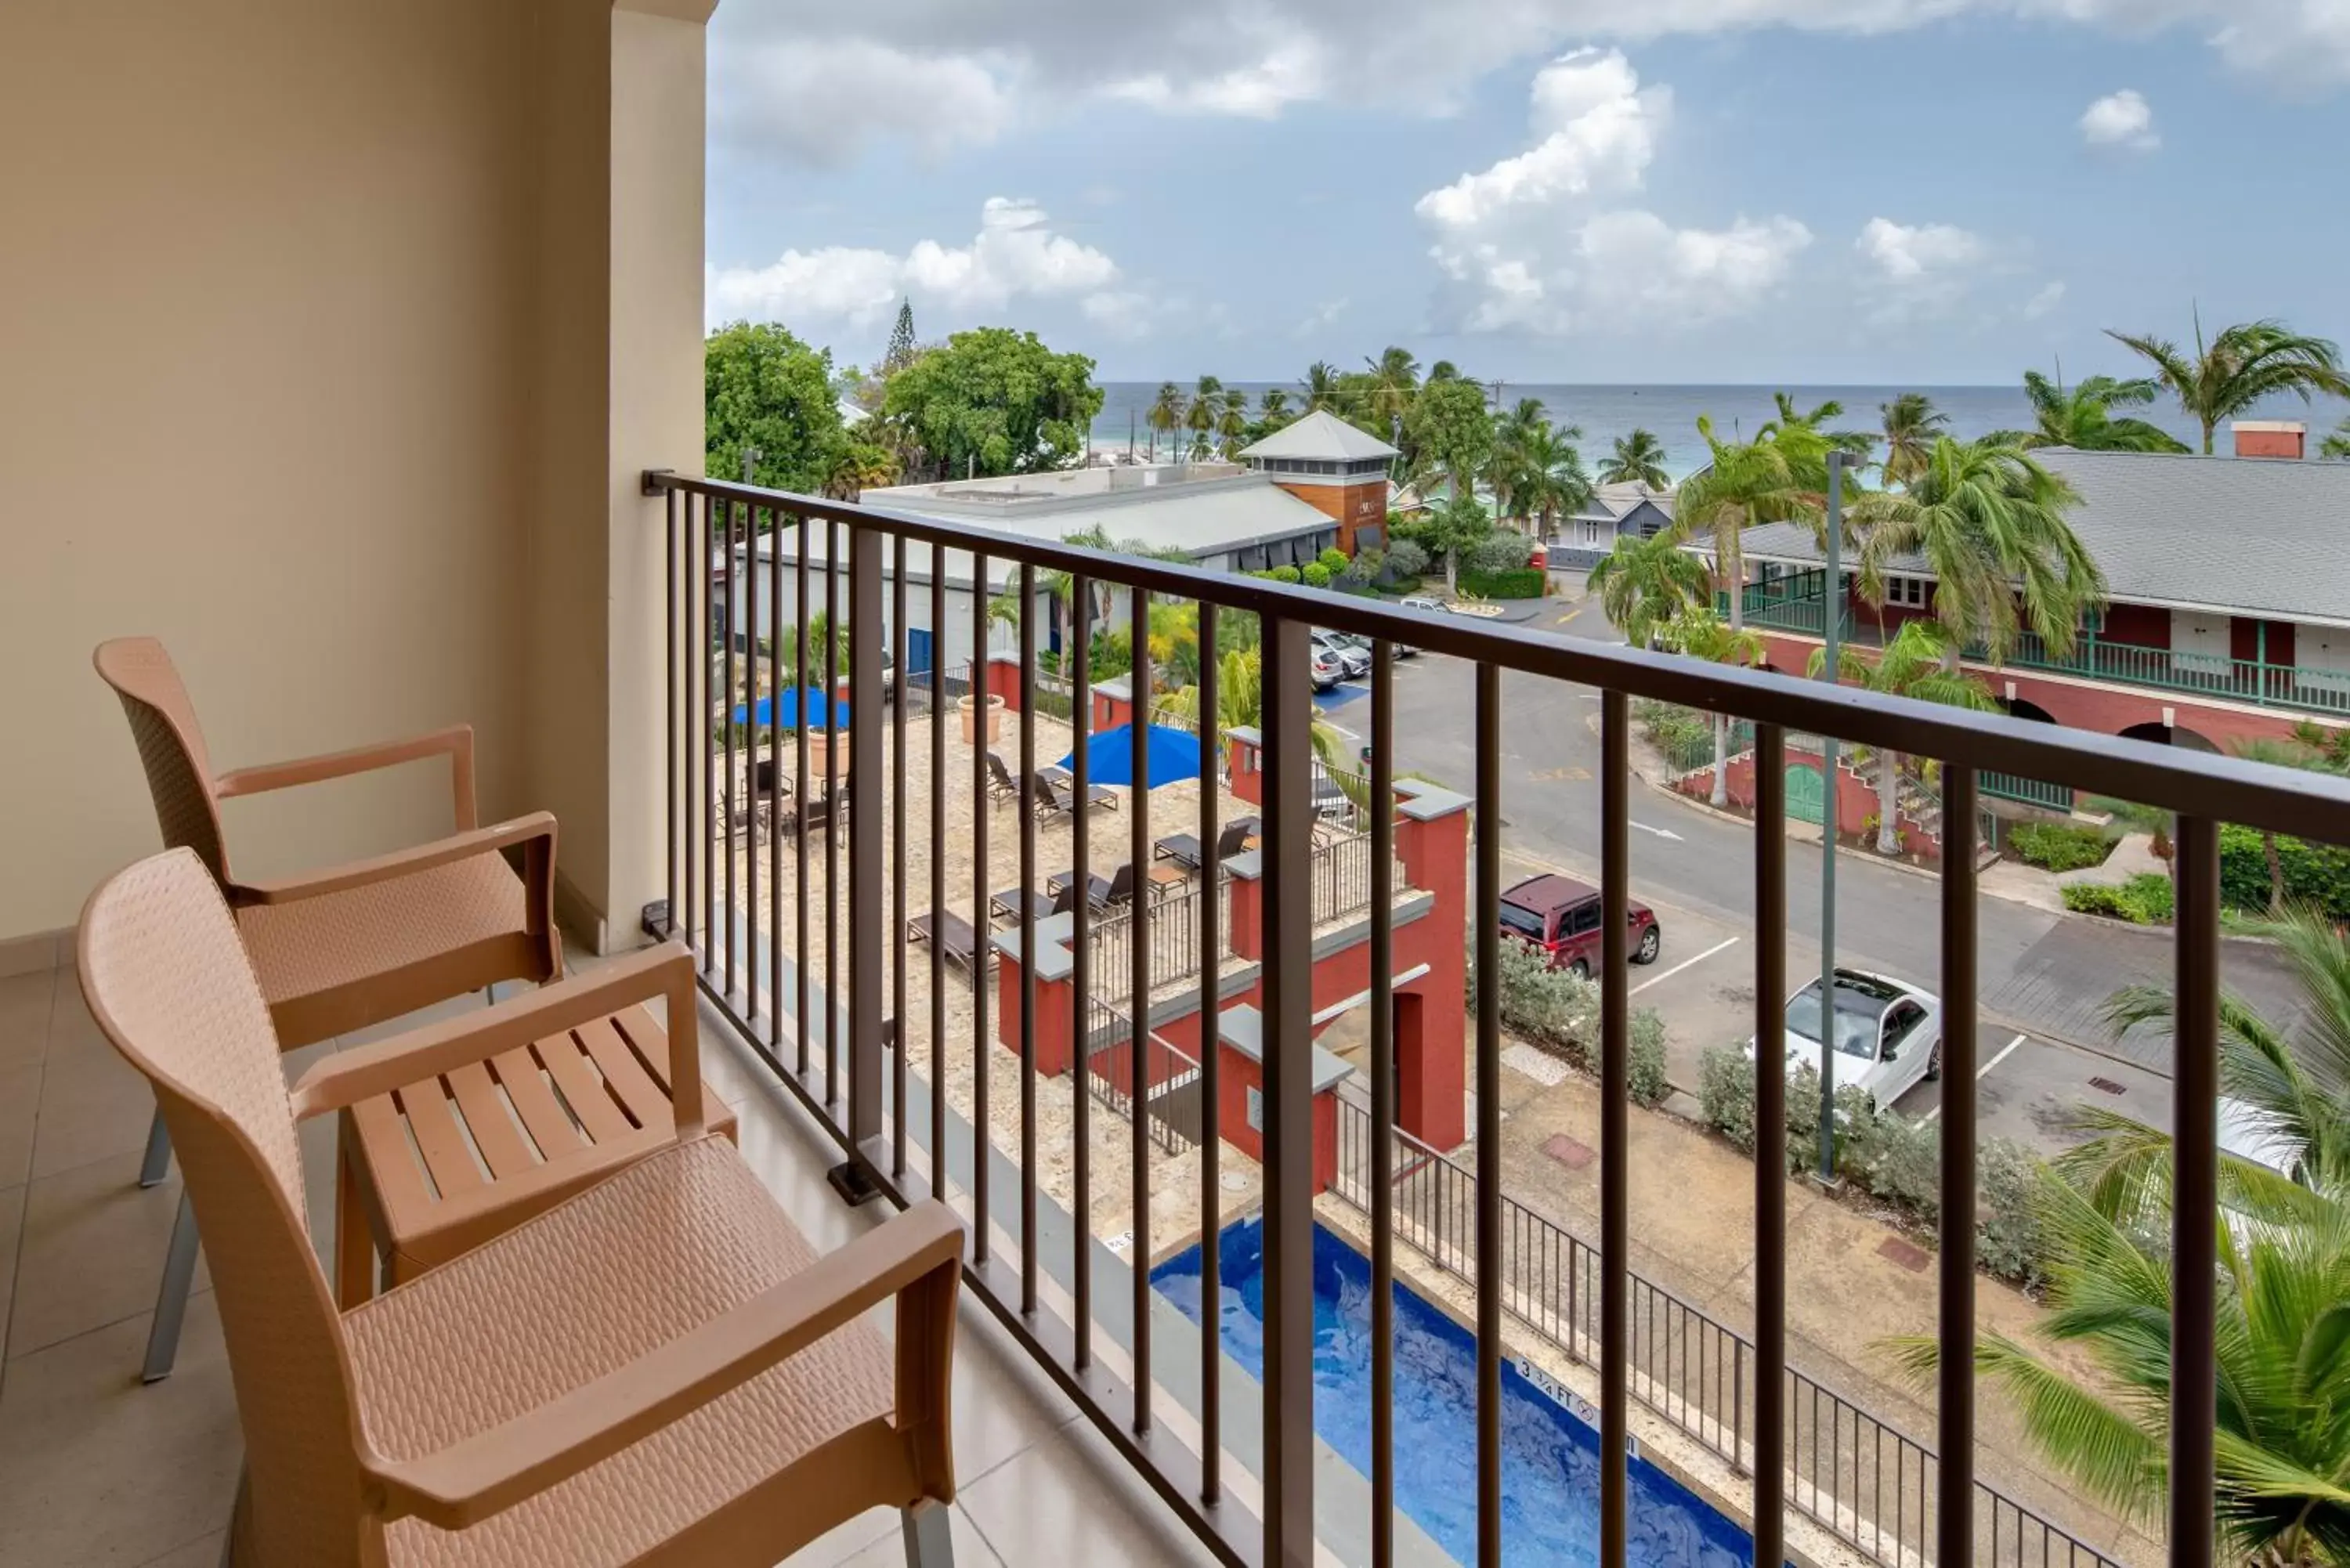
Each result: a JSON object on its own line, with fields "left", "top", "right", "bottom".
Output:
{"left": 1328, "top": 1098, "right": 2119, "bottom": 1568}
{"left": 649, "top": 467, "right": 2350, "bottom": 1568}
{"left": 1082, "top": 996, "right": 1204, "bottom": 1154}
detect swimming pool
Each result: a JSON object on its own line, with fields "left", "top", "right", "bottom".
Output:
{"left": 1152, "top": 1218, "right": 1761, "bottom": 1567}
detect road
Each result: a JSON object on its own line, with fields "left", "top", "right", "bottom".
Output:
{"left": 1313, "top": 596, "right": 2298, "bottom": 1157}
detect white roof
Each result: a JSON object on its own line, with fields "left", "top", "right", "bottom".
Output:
{"left": 837, "top": 399, "right": 869, "bottom": 426}
{"left": 1238, "top": 409, "right": 1398, "bottom": 463}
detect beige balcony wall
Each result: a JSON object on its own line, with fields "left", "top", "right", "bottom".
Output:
{"left": 0, "top": 0, "right": 710, "bottom": 948}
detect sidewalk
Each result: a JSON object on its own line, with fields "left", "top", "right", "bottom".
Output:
{"left": 1490, "top": 1061, "right": 2160, "bottom": 1566}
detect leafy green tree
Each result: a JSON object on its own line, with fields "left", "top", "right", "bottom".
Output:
{"left": 2107, "top": 312, "right": 2350, "bottom": 454}
{"left": 822, "top": 443, "right": 900, "bottom": 500}
{"left": 1769, "top": 392, "right": 1875, "bottom": 464}
{"left": 1851, "top": 436, "right": 2103, "bottom": 667}
{"left": 1184, "top": 374, "right": 1225, "bottom": 457}
{"left": 1588, "top": 529, "right": 1706, "bottom": 651}
{"left": 1425, "top": 493, "right": 1495, "bottom": 597}
{"left": 1893, "top": 1176, "right": 2350, "bottom": 1564}
{"left": 882, "top": 298, "right": 917, "bottom": 375}
{"left": 1806, "top": 622, "right": 1998, "bottom": 851}
{"left": 1489, "top": 398, "right": 1560, "bottom": 522}
{"left": 1657, "top": 605, "right": 1766, "bottom": 807}
{"left": 2323, "top": 417, "right": 2350, "bottom": 461}
{"left": 1672, "top": 417, "right": 1824, "bottom": 641}
{"left": 1599, "top": 428, "right": 1669, "bottom": 490}
{"left": 705, "top": 322, "right": 849, "bottom": 495}
{"left": 1876, "top": 393, "right": 1949, "bottom": 488}
{"left": 1407, "top": 377, "right": 1496, "bottom": 503}
{"left": 1249, "top": 388, "right": 1296, "bottom": 443}
{"left": 881, "top": 327, "right": 1103, "bottom": 479}
{"left": 1997, "top": 370, "right": 2189, "bottom": 453}
{"left": 1147, "top": 381, "right": 1184, "bottom": 462}
{"left": 1217, "top": 388, "right": 1249, "bottom": 454}
{"left": 2230, "top": 737, "right": 2348, "bottom": 913}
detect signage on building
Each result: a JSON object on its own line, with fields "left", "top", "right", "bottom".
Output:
{"left": 1246, "top": 1086, "right": 1263, "bottom": 1133}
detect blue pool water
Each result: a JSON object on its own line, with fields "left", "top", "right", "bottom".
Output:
{"left": 1152, "top": 1220, "right": 1759, "bottom": 1567}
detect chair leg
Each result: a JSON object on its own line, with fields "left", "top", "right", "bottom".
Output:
{"left": 143, "top": 1190, "right": 200, "bottom": 1383}
{"left": 334, "top": 1137, "right": 376, "bottom": 1310}
{"left": 900, "top": 1500, "right": 954, "bottom": 1568}
{"left": 139, "top": 1106, "right": 172, "bottom": 1188}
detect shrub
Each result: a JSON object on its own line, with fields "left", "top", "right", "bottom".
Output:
{"left": 1340, "top": 548, "right": 1383, "bottom": 588}
{"left": 1268, "top": 564, "right": 1302, "bottom": 584}
{"left": 2009, "top": 821, "right": 2114, "bottom": 873}
{"left": 1843, "top": 1107, "right": 1941, "bottom": 1218}
{"left": 1979, "top": 1141, "right": 2050, "bottom": 1286}
{"left": 1466, "top": 531, "right": 1535, "bottom": 573}
{"left": 1697, "top": 1046, "right": 1758, "bottom": 1154}
{"left": 1457, "top": 566, "right": 1546, "bottom": 599}
{"left": 1383, "top": 538, "right": 1430, "bottom": 580}
{"left": 1301, "top": 562, "right": 1333, "bottom": 588}
{"left": 2062, "top": 873, "right": 2174, "bottom": 924}
{"left": 1629, "top": 1013, "right": 1671, "bottom": 1108}
{"left": 2219, "top": 823, "right": 2350, "bottom": 920}
{"left": 1319, "top": 547, "right": 1351, "bottom": 575}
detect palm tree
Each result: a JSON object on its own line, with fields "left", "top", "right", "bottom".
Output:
{"left": 1301, "top": 362, "right": 1342, "bottom": 414}
{"left": 1769, "top": 392, "right": 1875, "bottom": 464}
{"left": 1657, "top": 605, "right": 1766, "bottom": 807}
{"left": 821, "top": 443, "right": 900, "bottom": 500}
{"left": 1892, "top": 1177, "right": 2350, "bottom": 1564}
{"left": 2321, "top": 416, "right": 2350, "bottom": 461}
{"left": 1258, "top": 388, "right": 1292, "bottom": 430}
{"left": 1806, "top": 622, "right": 1998, "bottom": 852}
{"left": 1363, "top": 346, "right": 1419, "bottom": 428}
{"left": 1515, "top": 422, "right": 1594, "bottom": 537}
{"left": 1490, "top": 398, "right": 1551, "bottom": 522}
{"left": 1147, "top": 382, "right": 1184, "bottom": 463}
{"left": 1186, "top": 375, "right": 1224, "bottom": 458}
{"left": 2001, "top": 369, "right": 2189, "bottom": 453}
{"left": 1850, "top": 435, "right": 2104, "bottom": 667}
{"left": 2065, "top": 908, "right": 2350, "bottom": 1221}
{"left": 1588, "top": 530, "right": 1706, "bottom": 651}
{"left": 1876, "top": 393, "right": 1948, "bottom": 487}
{"left": 1217, "top": 388, "right": 1249, "bottom": 455}
{"left": 1672, "top": 417, "right": 1824, "bottom": 643}
{"left": 1598, "top": 428, "right": 1669, "bottom": 490}
{"left": 2107, "top": 312, "right": 2350, "bottom": 454}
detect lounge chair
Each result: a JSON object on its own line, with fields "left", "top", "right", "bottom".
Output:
{"left": 94, "top": 637, "right": 560, "bottom": 1382}
{"left": 988, "top": 880, "right": 1078, "bottom": 926}
{"left": 984, "top": 750, "right": 1021, "bottom": 807}
{"left": 1153, "top": 817, "right": 1255, "bottom": 872}
{"left": 1048, "top": 863, "right": 1136, "bottom": 912}
{"left": 1037, "top": 768, "right": 1117, "bottom": 815}
{"left": 79, "top": 849, "right": 964, "bottom": 1568}
{"left": 907, "top": 909, "right": 985, "bottom": 983}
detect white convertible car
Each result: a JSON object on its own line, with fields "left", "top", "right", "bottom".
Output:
{"left": 1747, "top": 968, "right": 1943, "bottom": 1114}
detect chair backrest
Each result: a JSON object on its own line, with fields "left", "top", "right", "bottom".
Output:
{"left": 1216, "top": 819, "right": 1253, "bottom": 857}
{"left": 987, "top": 752, "right": 1017, "bottom": 791}
{"left": 1102, "top": 863, "right": 1135, "bottom": 905}
{"left": 92, "top": 639, "right": 232, "bottom": 884}
{"left": 1049, "top": 881, "right": 1079, "bottom": 918}
{"left": 79, "top": 849, "right": 366, "bottom": 1567}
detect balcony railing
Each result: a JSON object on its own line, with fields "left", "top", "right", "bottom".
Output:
{"left": 1726, "top": 574, "right": 2350, "bottom": 717}
{"left": 646, "top": 468, "right": 2350, "bottom": 1568}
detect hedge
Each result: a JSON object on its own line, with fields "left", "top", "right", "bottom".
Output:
{"left": 1318, "top": 547, "right": 1351, "bottom": 574}
{"left": 1301, "top": 562, "right": 1332, "bottom": 588}
{"left": 1457, "top": 566, "right": 1546, "bottom": 599}
{"left": 2060, "top": 873, "right": 2175, "bottom": 924}
{"left": 2220, "top": 824, "right": 2350, "bottom": 919}
{"left": 1473, "top": 937, "right": 1671, "bottom": 1107}
{"left": 2009, "top": 821, "right": 2114, "bottom": 873}
{"left": 1694, "top": 1047, "right": 2050, "bottom": 1285}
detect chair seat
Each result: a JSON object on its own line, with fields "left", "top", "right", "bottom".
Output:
{"left": 237, "top": 851, "right": 527, "bottom": 1010}
{"left": 350, "top": 1137, "right": 895, "bottom": 1568}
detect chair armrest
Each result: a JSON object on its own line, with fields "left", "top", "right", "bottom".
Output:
{"left": 229, "top": 811, "right": 555, "bottom": 907}
{"left": 291, "top": 940, "right": 702, "bottom": 1133}
{"left": 215, "top": 724, "right": 478, "bottom": 830}
{"left": 367, "top": 1199, "right": 965, "bottom": 1531}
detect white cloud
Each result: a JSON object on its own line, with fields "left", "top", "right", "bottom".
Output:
{"left": 1293, "top": 298, "right": 1351, "bottom": 338}
{"left": 1856, "top": 217, "right": 1986, "bottom": 280}
{"left": 2023, "top": 280, "right": 2067, "bottom": 320}
{"left": 1079, "top": 291, "right": 1160, "bottom": 339}
{"left": 2079, "top": 89, "right": 2159, "bottom": 150}
{"left": 710, "top": 0, "right": 2350, "bottom": 165}
{"left": 1415, "top": 50, "right": 1810, "bottom": 334}
{"left": 710, "top": 200, "right": 1121, "bottom": 329}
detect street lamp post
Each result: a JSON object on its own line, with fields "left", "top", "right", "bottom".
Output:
{"left": 1815, "top": 450, "right": 1853, "bottom": 1180}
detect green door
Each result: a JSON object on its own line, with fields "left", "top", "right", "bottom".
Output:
{"left": 1786, "top": 764, "right": 1824, "bottom": 826}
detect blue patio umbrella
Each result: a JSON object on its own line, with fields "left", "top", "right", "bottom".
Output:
{"left": 1057, "top": 722, "right": 1202, "bottom": 789}
{"left": 731, "top": 688, "right": 847, "bottom": 731}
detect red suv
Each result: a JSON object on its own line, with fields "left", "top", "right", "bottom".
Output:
{"left": 1499, "top": 874, "right": 1662, "bottom": 979}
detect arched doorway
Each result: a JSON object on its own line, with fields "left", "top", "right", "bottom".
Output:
{"left": 2120, "top": 720, "right": 2220, "bottom": 753}
{"left": 2002, "top": 697, "right": 2059, "bottom": 725}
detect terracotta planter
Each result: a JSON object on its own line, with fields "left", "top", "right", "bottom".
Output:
{"left": 805, "top": 730, "right": 849, "bottom": 782}
{"left": 960, "top": 694, "right": 1004, "bottom": 746}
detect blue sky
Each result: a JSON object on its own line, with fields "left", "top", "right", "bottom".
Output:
{"left": 705, "top": 0, "right": 2350, "bottom": 385}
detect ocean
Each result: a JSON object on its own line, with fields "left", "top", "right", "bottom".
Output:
{"left": 1086, "top": 382, "right": 2350, "bottom": 482}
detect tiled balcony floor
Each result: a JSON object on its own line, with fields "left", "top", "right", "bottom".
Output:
{"left": 0, "top": 952, "right": 1220, "bottom": 1568}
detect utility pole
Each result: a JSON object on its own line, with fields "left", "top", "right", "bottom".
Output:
{"left": 1816, "top": 449, "right": 1853, "bottom": 1180}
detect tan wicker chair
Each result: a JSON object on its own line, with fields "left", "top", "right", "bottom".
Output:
{"left": 80, "top": 850, "right": 964, "bottom": 1568}
{"left": 95, "top": 637, "right": 562, "bottom": 1378}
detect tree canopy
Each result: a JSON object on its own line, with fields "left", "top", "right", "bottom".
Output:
{"left": 881, "top": 327, "right": 1104, "bottom": 480}
{"left": 2108, "top": 313, "right": 2350, "bottom": 455}
{"left": 1407, "top": 377, "right": 1496, "bottom": 500}
{"left": 704, "top": 321, "right": 850, "bottom": 494}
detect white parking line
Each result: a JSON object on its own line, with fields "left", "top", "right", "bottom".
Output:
{"left": 1922, "top": 1032, "right": 2030, "bottom": 1120}
{"left": 1629, "top": 935, "right": 1742, "bottom": 995}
